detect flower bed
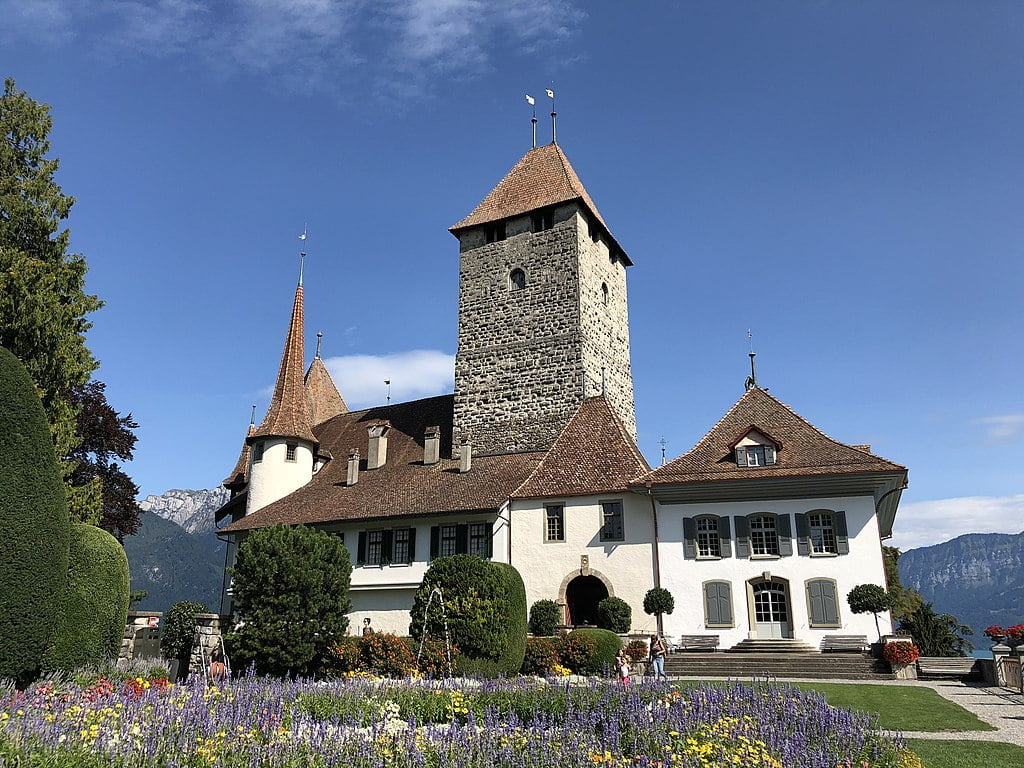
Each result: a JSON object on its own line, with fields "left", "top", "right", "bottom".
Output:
{"left": 0, "top": 675, "right": 913, "bottom": 767}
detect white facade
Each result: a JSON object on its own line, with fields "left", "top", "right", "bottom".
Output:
{"left": 657, "top": 495, "right": 892, "bottom": 647}
{"left": 246, "top": 438, "right": 315, "bottom": 515}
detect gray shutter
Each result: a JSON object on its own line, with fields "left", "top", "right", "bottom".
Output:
{"left": 407, "top": 527, "right": 417, "bottom": 564}
{"left": 682, "top": 517, "right": 697, "bottom": 559}
{"left": 734, "top": 446, "right": 747, "bottom": 466}
{"left": 718, "top": 582, "right": 733, "bottom": 625}
{"left": 795, "top": 513, "right": 810, "bottom": 555}
{"left": 357, "top": 532, "right": 367, "bottom": 565}
{"left": 705, "top": 582, "right": 733, "bottom": 627}
{"left": 764, "top": 445, "right": 776, "bottom": 465}
{"left": 835, "top": 511, "right": 850, "bottom": 554}
{"left": 456, "top": 524, "right": 469, "bottom": 554}
{"left": 734, "top": 516, "right": 750, "bottom": 558}
{"left": 718, "top": 516, "right": 732, "bottom": 559}
{"left": 807, "top": 580, "right": 824, "bottom": 625}
{"left": 777, "top": 514, "right": 793, "bottom": 557}
{"left": 429, "top": 526, "right": 440, "bottom": 560}
{"left": 382, "top": 530, "right": 393, "bottom": 565}
{"left": 807, "top": 580, "right": 839, "bottom": 627}
{"left": 822, "top": 580, "right": 839, "bottom": 625}
{"left": 485, "top": 525, "right": 493, "bottom": 559}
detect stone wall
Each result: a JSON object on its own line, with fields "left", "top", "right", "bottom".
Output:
{"left": 188, "top": 613, "right": 229, "bottom": 679}
{"left": 453, "top": 202, "right": 636, "bottom": 455}
{"left": 119, "top": 610, "right": 163, "bottom": 662}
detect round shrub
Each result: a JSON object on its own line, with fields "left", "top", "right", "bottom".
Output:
{"left": 409, "top": 555, "right": 526, "bottom": 677}
{"left": 597, "top": 596, "right": 632, "bottom": 633}
{"left": 0, "top": 346, "right": 70, "bottom": 684}
{"left": 160, "top": 601, "right": 206, "bottom": 662}
{"left": 624, "top": 638, "right": 649, "bottom": 661}
{"left": 555, "top": 630, "right": 597, "bottom": 674}
{"left": 44, "top": 523, "right": 130, "bottom": 671}
{"left": 529, "top": 599, "right": 561, "bottom": 636}
{"left": 226, "top": 525, "right": 352, "bottom": 677}
{"left": 521, "top": 637, "right": 559, "bottom": 675}
{"left": 569, "top": 628, "right": 622, "bottom": 674}
{"left": 359, "top": 632, "right": 415, "bottom": 678}
{"left": 643, "top": 587, "right": 675, "bottom": 618}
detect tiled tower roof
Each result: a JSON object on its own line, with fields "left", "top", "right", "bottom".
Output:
{"left": 305, "top": 356, "right": 348, "bottom": 426}
{"left": 223, "top": 424, "right": 255, "bottom": 488}
{"left": 250, "top": 283, "right": 317, "bottom": 445}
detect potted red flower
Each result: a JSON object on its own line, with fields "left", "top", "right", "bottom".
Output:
{"left": 883, "top": 641, "right": 920, "bottom": 665}
{"left": 1006, "top": 624, "right": 1024, "bottom": 647}
{"left": 984, "top": 625, "right": 1007, "bottom": 643}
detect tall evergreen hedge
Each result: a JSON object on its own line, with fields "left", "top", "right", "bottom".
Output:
{"left": 45, "top": 523, "right": 130, "bottom": 670}
{"left": 0, "top": 346, "right": 70, "bottom": 684}
{"left": 410, "top": 555, "right": 526, "bottom": 677}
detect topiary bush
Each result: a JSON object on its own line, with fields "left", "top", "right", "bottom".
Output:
{"left": 597, "top": 596, "right": 632, "bottom": 633}
{"left": 529, "top": 599, "right": 561, "bottom": 636}
{"left": 409, "top": 555, "right": 526, "bottom": 677}
{"left": 847, "top": 583, "right": 892, "bottom": 640}
{"left": 160, "top": 601, "right": 206, "bottom": 663}
{"left": 0, "top": 346, "right": 70, "bottom": 685}
{"left": 643, "top": 587, "right": 675, "bottom": 620}
{"left": 226, "top": 525, "right": 352, "bottom": 677}
{"left": 521, "top": 637, "right": 559, "bottom": 675}
{"left": 569, "top": 628, "right": 622, "bottom": 674}
{"left": 44, "top": 523, "right": 130, "bottom": 671}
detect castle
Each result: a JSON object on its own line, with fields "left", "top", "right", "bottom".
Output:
{"left": 216, "top": 138, "right": 906, "bottom": 648}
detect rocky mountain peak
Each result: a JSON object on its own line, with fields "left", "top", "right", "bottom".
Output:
{"left": 138, "top": 487, "right": 230, "bottom": 536}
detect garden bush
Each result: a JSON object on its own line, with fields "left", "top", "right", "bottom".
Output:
{"left": 44, "top": 523, "right": 129, "bottom": 671}
{"left": 406, "top": 635, "right": 455, "bottom": 678}
{"left": 624, "top": 638, "right": 649, "bottom": 661}
{"left": 596, "top": 596, "right": 631, "bottom": 633}
{"left": 226, "top": 525, "right": 352, "bottom": 677}
{"left": 555, "top": 630, "right": 596, "bottom": 674}
{"left": 521, "top": 637, "right": 559, "bottom": 675}
{"left": 528, "top": 599, "right": 561, "bottom": 636}
{"left": 326, "top": 636, "right": 361, "bottom": 676}
{"left": 569, "top": 628, "right": 621, "bottom": 674}
{"left": 359, "top": 632, "right": 415, "bottom": 678}
{"left": 409, "top": 555, "right": 526, "bottom": 677}
{"left": 0, "top": 346, "right": 70, "bottom": 685}
{"left": 160, "top": 601, "right": 206, "bottom": 663}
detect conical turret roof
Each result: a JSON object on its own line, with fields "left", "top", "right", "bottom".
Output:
{"left": 223, "top": 424, "right": 255, "bottom": 488}
{"left": 305, "top": 356, "right": 348, "bottom": 426}
{"left": 250, "top": 283, "right": 317, "bottom": 445}
{"left": 450, "top": 143, "right": 630, "bottom": 264}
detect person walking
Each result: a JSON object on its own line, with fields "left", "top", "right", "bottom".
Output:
{"left": 649, "top": 634, "right": 668, "bottom": 681}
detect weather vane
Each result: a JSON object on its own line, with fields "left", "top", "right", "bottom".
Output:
{"left": 298, "top": 226, "right": 308, "bottom": 285}
{"left": 385, "top": 379, "right": 391, "bottom": 405}
{"left": 547, "top": 87, "right": 557, "bottom": 144}
{"left": 526, "top": 94, "right": 538, "bottom": 148}
{"left": 745, "top": 329, "right": 758, "bottom": 391}
{"left": 659, "top": 436, "right": 668, "bottom": 466}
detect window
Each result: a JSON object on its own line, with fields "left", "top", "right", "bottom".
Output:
{"left": 736, "top": 444, "right": 776, "bottom": 467}
{"left": 392, "top": 528, "right": 411, "bottom": 564}
{"left": 749, "top": 515, "right": 779, "bottom": 556}
{"left": 285, "top": 443, "right": 297, "bottom": 462}
{"left": 703, "top": 581, "right": 734, "bottom": 628}
{"left": 366, "top": 530, "right": 384, "bottom": 566}
{"left": 588, "top": 216, "right": 600, "bottom": 243}
{"left": 439, "top": 525, "right": 458, "bottom": 557}
{"left": 468, "top": 523, "right": 490, "bottom": 557}
{"left": 600, "top": 501, "right": 624, "bottom": 541}
{"left": 484, "top": 222, "right": 506, "bottom": 243}
{"left": 545, "top": 505, "right": 565, "bottom": 542}
{"left": 808, "top": 512, "right": 838, "bottom": 555}
{"left": 696, "top": 516, "right": 721, "bottom": 558}
{"left": 806, "top": 579, "right": 841, "bottom": 627}
{"left": 601, "top": 282, "right": 609, "bottom": 306}
{"left": 531, "top": 209, "right": 554, "bottom": 232}
{"left": 252, "top": 442, "right": 264, "bottom": 463}
{"left": 509, "top": 268, "right": 526, "bottom": 291}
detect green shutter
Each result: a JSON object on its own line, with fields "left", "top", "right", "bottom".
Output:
{"left": 407, "top": 527, "right": 417, "bottom": 564}
{"left": 704, "top": 582, "right": 733, "bottom": 627}
{"left": 718, "top": 582, "right": 733, "bottom": 625}
{"left": 795, "top": 513, "right": 810, "bottom": 555}
{"left": 835, "top": 511, "right": 850, "bottom": 554}
{"left": 682, "top": 517, "right": 697, "bottom": 559}
{"left": 718, "top": 516, "right": 732, "bottom": 559}
{"left": 807, "top": 580, "right": 839, "bottom": 627}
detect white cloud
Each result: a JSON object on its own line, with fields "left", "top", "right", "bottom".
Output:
{"left": 970, "top": 414, "right": 1024, "bottom": 445}
{"left": 0, "top": 0, "right": 75, "bottom": 43}
{"left": 323, "top": 349, "right": 454, "bottom": 409}
{"left": 890, "top": 494, "right": 1024, "bottom": 551}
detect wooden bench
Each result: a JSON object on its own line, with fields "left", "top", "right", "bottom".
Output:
{"left": 672, "top": 635, "right": 720, "bottom": 652}
{"left": 821, "top": 635, "right": 870, "bottom": 653}
{"left": 916, "top": 656, "right": 981, "bottom": 679}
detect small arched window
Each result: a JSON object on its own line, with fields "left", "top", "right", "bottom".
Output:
{"left": 509, "top": 268, "right": 526, "bottom": 291}
{"left": 601, "top": 282, "right": 609, "bottom": 306}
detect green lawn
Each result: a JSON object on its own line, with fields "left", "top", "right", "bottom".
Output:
{"left": 906, "top": 739, "right": 1024, "bottom": 768}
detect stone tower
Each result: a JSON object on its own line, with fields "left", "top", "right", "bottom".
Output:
{"left": 449, "top": 143, "right": 636, "bottom": 455}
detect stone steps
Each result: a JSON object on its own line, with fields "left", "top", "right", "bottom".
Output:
{"left": 663, "top": 652, "right": 893, "bottom": 681}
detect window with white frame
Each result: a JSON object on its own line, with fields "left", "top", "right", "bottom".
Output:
{"left": 600, "top": 501, "right": 624, "bottom": 541}
{"left": 545, "top": 505, "right": 565, "bottom": 542}
{"left": 439, "top": 525, "right": 458, "bottom": 557}
{"left": 392, "top": 528, "right": 411, "bottom": 564}
{"left": 468, "top": 523, "right": 489, "bottom": 557}
{"left": 750, "top": 515, "right": 779, "bottom": 556}
{"left": 696, "top": 516, "right": 721, "bottom": 558}
{"left": 366, "top": 530, "right": 384, "bottom": 566}
{"left": 808, "top": 512, "right": 838, "bottom": 555}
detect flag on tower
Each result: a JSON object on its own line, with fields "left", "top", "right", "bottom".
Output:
{"left": 525, "top": 94, "right": 535, "bottom": 106}
{"left": 545, "top": 88, "right": 555, "bottom": 99}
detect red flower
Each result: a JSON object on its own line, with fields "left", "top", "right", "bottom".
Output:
{"left": 984, "top": 625, "right": 1007, "bottom": 640}
{"left": 883, "top": 641, "right": 920, "bottom": 664}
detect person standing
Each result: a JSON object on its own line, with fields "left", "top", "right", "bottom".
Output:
{"left": 615, "top": 649, "right": 630, "bottom": 687}
{"left": 362, "top": 617, "right": 375, "bottom": 637}
{"left": 649, "top": 634, "right": 668, "bottom": 680}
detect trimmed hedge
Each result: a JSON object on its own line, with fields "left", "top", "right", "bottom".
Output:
{"left": 529, "top": 599, "right": 561, "bottom": 636}
{"left": 410, "top": 555, "right": 527, "bottom": 677}
{"left": 568, "top": 628, "right": 621, "bottom": 675}
{"left": 0, "top": 346, "right": 70, "bottom": 684}
{"left": 44, "top": 523, "right": 129, "bottom": 671}
{"left": 226, "top": 525, "right": 353, "bottom": 678}
{"left": 597, "top": 596, "right": 632, "bottom": 633}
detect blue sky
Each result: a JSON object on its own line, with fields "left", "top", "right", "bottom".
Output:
{"left": 3, "top": 1, "right": 1022, "bottom": 550}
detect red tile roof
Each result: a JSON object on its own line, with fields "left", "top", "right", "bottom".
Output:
{"left": 638, "top": 387, "right": 906, "bottom": 486}
{"left": 305, "top": 356, "right": 347, "bottom": 426}
{"left": 449, "top": 144, "right": 631, "bottom": 264}
{"left": 514, "top": 397, "right": 650, "bottom": 498}
{"left": 223, "top": 395, "right": 544, "bottom": 532}
{"left": 250, "top": 283, "right": 317, "bottom": 445}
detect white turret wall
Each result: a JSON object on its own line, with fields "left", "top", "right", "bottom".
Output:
{"left": 246, "top": 439, "right": 314, "bottom": 515}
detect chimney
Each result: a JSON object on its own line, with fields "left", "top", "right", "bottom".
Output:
{"left": 346, "top": 449, "right": 359, "bottom": 486}
{"left": 423, "top": 425, "right": 441, "bottom": 465}
{"left": 460, "top": 442, "right": 472, "bottom": 473}
{"left": 366, "top": 421, "right": 390, "bottom": 470}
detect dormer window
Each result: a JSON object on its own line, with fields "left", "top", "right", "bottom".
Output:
{"left": 733, "top": 429, "right": 778, "bottom": 467}
{"left": 509, "top": 268, "right": 526, "bottom": 291}
{"left": 484, "top": 222, "right": 506, "bottom": 243}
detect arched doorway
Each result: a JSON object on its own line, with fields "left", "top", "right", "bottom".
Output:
{"left": 565, "top": 575, "right": 609, "bottom": 627}
{"left": 748, "top": 578, "right": 793, "bottom": 639}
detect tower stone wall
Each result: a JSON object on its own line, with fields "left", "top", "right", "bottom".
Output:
{"left": 453, "top": 201, "right": 635, "bottom": 455}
